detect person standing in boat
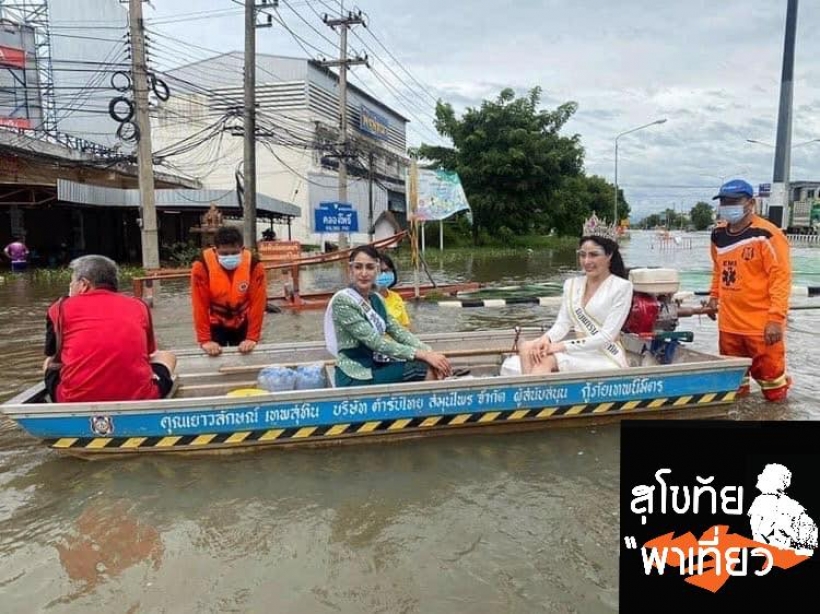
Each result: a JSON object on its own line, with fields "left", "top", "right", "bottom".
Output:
{"left": 519, "top": 214, "right": 633, "bottom": 374}
{"left": 377, "top": 251, "right": 411, "bottom": 329}
{"left": 324, "top": 245, "right": 451, "bottom": 387}
{"left": 705, "top": 179, "right": 792, "bottom": 401}
{"left": 43, "top": 255, "right": 177, "bottom": 403}
{"left": 191, "top": 226, "right": 267, "bottom": 356}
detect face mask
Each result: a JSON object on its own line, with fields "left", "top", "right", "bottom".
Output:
{"left": 376, "top": 272, "right": 395, "bottom": 288}
{"left": 218, "top": 254, "right": 241, "bottom": 270}
{"left": 719, "top": 205, "right": 746, "bottom": 224}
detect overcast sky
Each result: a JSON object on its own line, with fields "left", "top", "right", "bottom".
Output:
{"left": 145, "top": 0, "right": 819, "bottom": 219}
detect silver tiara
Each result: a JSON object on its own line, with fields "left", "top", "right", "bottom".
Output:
{"left": 582, "top": 213, "right": 618, "bottom": 241}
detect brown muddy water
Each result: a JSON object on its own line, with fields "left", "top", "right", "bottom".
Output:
{"left": 1, "top": 231, "right": 818, "bottom": 613}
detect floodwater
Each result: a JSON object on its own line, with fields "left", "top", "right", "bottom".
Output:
{"left": 1, "top": 231, "right": 818, "bottom": 613}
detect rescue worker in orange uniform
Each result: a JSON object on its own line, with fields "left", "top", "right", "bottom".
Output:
{"left": 191, "top": 226, "right": 267, "bottom": 356}
{"left": 706, "top": 179, "right": 792, "bottom": 401}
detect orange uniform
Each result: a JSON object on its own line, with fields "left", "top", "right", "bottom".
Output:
{"left": 191, "top": 248, "right": 267, "bottom": 345}
{"left": 710, "top": 215, "right": 791, "bottom": 400}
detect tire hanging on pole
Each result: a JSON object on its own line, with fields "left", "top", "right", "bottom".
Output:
{"left": 110, "top": 70, "right": 132, "bottom": 93}
{"left": 109, "top": 96, "right": 135, "bottom": 123}
{"left": 149, "top": 73, "right": 170, "bottom": 101}
{"left": 116, "top": 120, "right": 140, "bottom": 143}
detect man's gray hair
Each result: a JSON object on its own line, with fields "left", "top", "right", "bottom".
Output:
{"left": 69, "top": 255, "right": 119, "bottom": 290}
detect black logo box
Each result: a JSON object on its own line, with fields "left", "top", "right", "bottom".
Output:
{"left": 620, "top": 420, "right": 820, "bottom": 613}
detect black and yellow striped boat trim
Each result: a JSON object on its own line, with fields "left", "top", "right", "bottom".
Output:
{"left": 45, "top": 391, "right": 736, "bottom": 451}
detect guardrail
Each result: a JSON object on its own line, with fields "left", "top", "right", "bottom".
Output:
{"left": 786, "top": 233, "right": 820, "bottom": 246}
{"left": 132, "top": 231, "right": 408, "bottom": 305}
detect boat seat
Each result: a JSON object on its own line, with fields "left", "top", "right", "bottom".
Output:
{"left": 166, "top": 375, "right": 181, "bottom": 399}
{"left": 325, "top": 364, "right": 337, "bottom": 388}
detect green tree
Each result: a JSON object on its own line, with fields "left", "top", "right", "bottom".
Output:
{"left": 689, "top": 201, "right": 715, "bottom": 230}
{"left": 640, "top": 213, "right": 664, "bottom": 228}
{"left": 417, "top": 87, "right": 586, "bottom": 243}
{"left": 657, "top": 208, "right": 687, "bottom": 229}
{"left": 545, "top": 174, "right": 628, "bottom": 236}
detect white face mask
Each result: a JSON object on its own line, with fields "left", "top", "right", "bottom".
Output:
{"left": 218, "top": 254, "right": 241, "bottom": 270}
{"left": 719, "top": 205, "right": 746, "bottom": 224}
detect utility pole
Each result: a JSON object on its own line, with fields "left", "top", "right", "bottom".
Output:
{"left": 129, "top": 0, "right": 158, "bottom": 269}
{"left": 368, "top": 150, "right": 374, "bottom": 242}
{"left": 770, "top": 0, "right": 798, "bottom": 228}
{"left": 242, "top": 1, "right": 273, "bottom": 251}
{"left": 319, "top": 7, "right": 367, "bottom": 248}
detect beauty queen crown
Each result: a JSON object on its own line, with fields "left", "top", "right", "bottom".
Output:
{"left": 581, "top": 213, "right": 618, "bottom": 241}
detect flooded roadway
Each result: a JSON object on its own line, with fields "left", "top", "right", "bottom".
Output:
{"left": 1, "top": 231, "right": 818, "bottom": 612}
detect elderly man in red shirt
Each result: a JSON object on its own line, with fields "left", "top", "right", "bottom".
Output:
{"left": 43, "top": 255, "right": 177, "bottom": 403}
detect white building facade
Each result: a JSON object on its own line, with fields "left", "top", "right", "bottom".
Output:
{"left": 153, "top": 53, "right": 410, "bottom": 245}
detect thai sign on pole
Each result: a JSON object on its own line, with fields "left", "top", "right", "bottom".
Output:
{"left": 314, "top": 201, "right": 359, "bottom": 233}
{"left": 412, "top": 169, "right": 472, "bottom": 222}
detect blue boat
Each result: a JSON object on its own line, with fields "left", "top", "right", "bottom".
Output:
{"left": 0, "top": 330, "right": 750, "bottom": 458}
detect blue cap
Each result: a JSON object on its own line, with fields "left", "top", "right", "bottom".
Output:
{"left": 713, "top": 179, "right": 754, "bottom": 200}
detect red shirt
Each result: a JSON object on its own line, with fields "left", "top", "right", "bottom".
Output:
{"left": 47, "top": 289, "right": 160, "bottom": 403}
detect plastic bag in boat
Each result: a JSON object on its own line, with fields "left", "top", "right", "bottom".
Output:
{"left": 257, "top": 366, "right": 297, "bottom": 392}
{"left": 500, "top": 355, "right": 522, "bottom": 376}
{"left": 294, "top": 363, "right": 327, "bottom": 390}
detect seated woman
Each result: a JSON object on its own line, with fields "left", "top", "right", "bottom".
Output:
{"left": 377, "top": 252, "right": 411, "bottom": 329}
{"left": 519, "top": 214, "right": 633, "bottom": 375}
{"left": 324, "top": 245, "right": 451, "bottom": 387}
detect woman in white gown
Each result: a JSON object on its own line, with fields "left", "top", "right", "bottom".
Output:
{"left": 519, "top": 214, "right": 633, "bottom": 375}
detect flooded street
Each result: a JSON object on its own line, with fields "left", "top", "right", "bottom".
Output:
{"left": 1, "top": 231, "right": 819, "bottom": 612}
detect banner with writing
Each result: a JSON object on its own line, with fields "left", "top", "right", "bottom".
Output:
{"left": 412, "top": 169, "right": 472, "bottom": 222}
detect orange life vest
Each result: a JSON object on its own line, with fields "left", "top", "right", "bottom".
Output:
{"left": 202, "top": 248, "right": 253, "bottom": 329}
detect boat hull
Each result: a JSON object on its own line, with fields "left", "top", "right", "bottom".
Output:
{"left": 1, "top": 331, "right": 750, "bottom": 458}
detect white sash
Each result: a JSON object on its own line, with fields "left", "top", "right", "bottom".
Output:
{"left": 324, "top": 288, "right": 386, "bottom": 357}
{"left": 567, "top": 278, "right": 626, "bottom": 365}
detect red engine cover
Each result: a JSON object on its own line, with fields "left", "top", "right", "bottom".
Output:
{"left": 623, "top": 293, "right": 660, "bottom": 334}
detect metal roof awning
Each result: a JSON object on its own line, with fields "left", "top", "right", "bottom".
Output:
{"left": 56, "top": 179, "right": 301, "bottom": 219}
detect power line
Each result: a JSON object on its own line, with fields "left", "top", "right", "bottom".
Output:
{"left": 270, "top": 7, "right": 335, "bottom": 59}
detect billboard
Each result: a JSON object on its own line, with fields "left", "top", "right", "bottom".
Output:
{"left": 359, "top": 106, "right": 389, "bottom": 140}
{"left": 413, "top": 169, "right": 472, "bottom": 222}
{"left": 0, "top": 23, "right": 43, "bottom": 130}
{"left": 48, "top": 0, "right": 129, "bottom": 148}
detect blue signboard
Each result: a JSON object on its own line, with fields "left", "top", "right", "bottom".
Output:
{"left": 359, "top": 106, "right": 390, "bottom": 141}
{"left": 758, "top": 183, "right": 771, "bottom": 196}
{"left": 315, "top": 201, "right": 359, "bottom": 233}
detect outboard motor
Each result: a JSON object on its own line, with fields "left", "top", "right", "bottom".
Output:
{"left": 623, "top": 268, "right": 688, "bottom": 365}
{"left": 623, "top": 268, "right": 681, "bottom": 334}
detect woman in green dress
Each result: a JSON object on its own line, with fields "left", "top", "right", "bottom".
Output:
{"left": 324, "top": 245, "right": 452, "bottom": 387}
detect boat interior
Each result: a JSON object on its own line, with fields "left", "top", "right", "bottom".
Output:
{"left": 4, "top": 330, "right": 737, "bottom": 405}
{"left": 168, "top": 331, "right": 729, "bottom": 400}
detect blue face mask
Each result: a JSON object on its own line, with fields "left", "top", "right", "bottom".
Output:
{"left": 218, "top": 254, "right": 241, "bottom": 270}
{"left": 376, "top": 271, "right": 395, "bottom": 288}
{"left": 719, "top": 205, "right": 746, "bottom": 224}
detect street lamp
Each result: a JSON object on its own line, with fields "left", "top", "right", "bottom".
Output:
{"left": 614, "top": 118, "right": 667, "bottom": 225}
